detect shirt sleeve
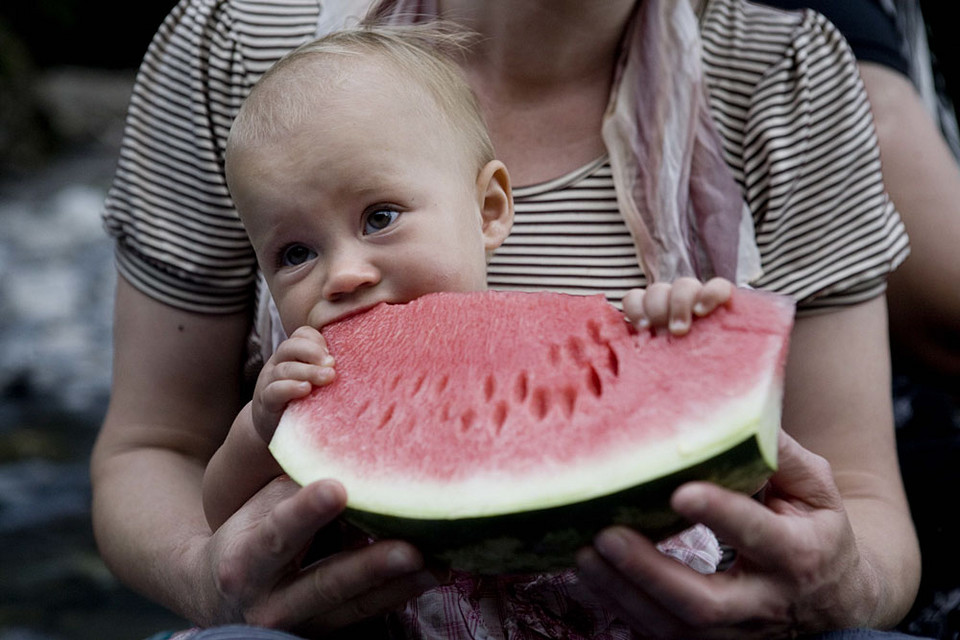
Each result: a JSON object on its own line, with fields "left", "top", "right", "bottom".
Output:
{"left": 102, "top": 0, "right": 320, "bottom": 313}
{"left": 758, "top": 0, "right": 909, "bottom": 77}
{"left": 741, "top": 9, "right": 910, "bottom": 311}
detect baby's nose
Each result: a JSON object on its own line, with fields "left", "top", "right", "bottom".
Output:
{"left": 322, "top": 251, "right": 381, "bottom": 300}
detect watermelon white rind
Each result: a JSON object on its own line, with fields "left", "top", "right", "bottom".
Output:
{"left": 269, "top": 289, "right": 793, "bottom": 574}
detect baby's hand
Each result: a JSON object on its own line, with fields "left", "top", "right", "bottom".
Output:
{"left": 622, "top": 277, "right": 733, "bottom": 335}
{"left": 252, "top": 326, "right": 336, "bottom": 443}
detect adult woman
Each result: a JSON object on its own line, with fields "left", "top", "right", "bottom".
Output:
{"left": 91, "top": 0, "right": 922, "bottom": 637}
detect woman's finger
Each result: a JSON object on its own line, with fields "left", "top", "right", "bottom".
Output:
{"left": 278, "top": 543, "right": 437, "bottom": 634}
{"left": 577, "top": 532, "right": 688, "bottom": 636}
{"left": 764, "top": 430, "right": 844, "bottom": 511}
{"left": 237, "top": 480, "right": 348, "bottom": 587}
{"left": 580, "top": 526, "right": 797, "bottom": 639}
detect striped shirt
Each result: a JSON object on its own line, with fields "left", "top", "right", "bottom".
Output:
{"left": 489, "top": 158, "right": 647, "bottom": 304}
{"left": 103, "top": 0, "right": 908, "bottom": 320}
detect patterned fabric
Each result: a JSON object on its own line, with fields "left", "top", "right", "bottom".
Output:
{"left": 151, "top": 624, "right": 935, "bottom": 639}
{"left": 601, "top": 0, "right": 761, "bottom": 284}
{"left": 387, "top": 524, "right": 720, "bottom": 639}
{"left": 391, "top": 571, "right": 627, "bottom": 640}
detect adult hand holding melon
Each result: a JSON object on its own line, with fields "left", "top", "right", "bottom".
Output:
{"left": 270, "top": 286, "right": 793, "bottom": 574}
{"left": 576, "top": 431, "right": 872, "bottom": 638}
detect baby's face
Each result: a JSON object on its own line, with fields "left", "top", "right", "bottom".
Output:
{"left": 229, "top": 60, "right": 492, "bottom": 333}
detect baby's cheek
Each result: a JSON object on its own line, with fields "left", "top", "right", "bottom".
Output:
{"left": 413, "top": 259, "right": 486, "bottom": 296}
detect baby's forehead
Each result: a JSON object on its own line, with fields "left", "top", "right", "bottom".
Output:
{"left": 280, "top": 49, "right": 420, "bottom": 92}
{"left": 266, "top": 52, "right": 444, "bottom": 124}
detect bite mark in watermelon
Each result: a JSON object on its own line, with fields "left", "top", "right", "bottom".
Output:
{"left": 269, "top": 289, "right": 794, "bottom": 573}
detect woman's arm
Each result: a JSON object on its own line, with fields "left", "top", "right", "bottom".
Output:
{"left": 778, "top": 294, "right": 920, "bottom": 627}
{"left": 91, "top": 277, "right": 436, "bottom": 631}
{"left": 858, "top": 61, "right": 960, "bottom": 385}
{"left": 91, "top": 276, "right": 251, "bottom": 620}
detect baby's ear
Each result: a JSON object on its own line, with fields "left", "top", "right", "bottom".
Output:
{"left": 476, "top": 160, "right": 514, "bottom": 252}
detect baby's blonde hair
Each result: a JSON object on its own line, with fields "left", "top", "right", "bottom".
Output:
{"left": 227, "top": 23, "right": 494, "bottom": 172}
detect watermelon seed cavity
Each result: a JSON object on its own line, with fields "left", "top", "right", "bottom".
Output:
{"left": 606, "top": 344, "right": 620, "bottom": 376}
{"left": 566, "top": 336, "right": 585, "bottom": 364}
{"left": 484, "top": 375, "right": 496, "bottom": 402}
{"left": 357, "top": 399, "right": 372, "bottom": 417}
{"left": 460, "top": 409, "right": 476, "bottom": 432}
{"left": 378, "top": 404, "right": 396, "bottom": 429}
{"left": 515, "top": 371, "right": 529, "bottom": 403}
{"left": 411, "top": 373, "right": 427, "bottom": 396}
{"left": 531, "top": 387, "right": 549, "bottom": 420}
{"left": 587, "top": 319, "right": 603, "bottom": 344}
{"left": 549, "top": 343, "right": 562, "bottom": 366}
{"left": 586, "top": 365, "right": 603, "bottom": 397}
{"left": 493, "top": 402, "right": 509, "bottom": 434}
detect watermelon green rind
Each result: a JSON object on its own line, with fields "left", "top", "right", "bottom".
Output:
{"left": 344, "top": 432, "right": 773, "bottom": 574}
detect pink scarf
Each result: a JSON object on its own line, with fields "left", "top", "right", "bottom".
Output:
{"left": 325, "top": 0, "right": 761, "bottom": 283}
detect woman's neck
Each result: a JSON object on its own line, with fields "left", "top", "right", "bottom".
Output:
{"left": 438, "top": 0, "right": 637, "bottom": 93}
{"left": 435, "top": 0, "right": 639, "bottom": 185}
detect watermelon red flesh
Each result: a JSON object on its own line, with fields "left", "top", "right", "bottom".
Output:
{"left": 270, "top": 289, "right": 793, "bottom": 525}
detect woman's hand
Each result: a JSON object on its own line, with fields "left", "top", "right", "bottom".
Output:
{"left": 200, "top": 476, "right": 438, "bottom": 635}
{"left": 622, "top": 277, "right": 733, "bottom": 335}
{"left": 576, "top": 431, "right": 882, "bottom": 639}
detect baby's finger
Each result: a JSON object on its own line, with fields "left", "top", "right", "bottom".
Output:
{"left": 261, "top": 379, "right": 316, "bottom": 412}
{"left": 639, "top": 283, "right": 672, "bottom": 330}
{"left": 622, "top": 288, "right": 649, "bottom": 328}
{"left": 278, "top": 328, "right": 335, "bottom": 367}
{"left": 270, "top": 361, "right": 336, "bottom": 387}
{"left": 693, "top": 278, "right": 734, "bottom": 317}
{"left": 666, "top": 277, "right": 703, "bottom": 335}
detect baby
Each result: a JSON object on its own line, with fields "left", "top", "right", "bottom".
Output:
{"left": 201, "top": 23, "right": 733, "bottom": 635}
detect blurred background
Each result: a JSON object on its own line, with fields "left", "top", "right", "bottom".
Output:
{"left": 1, "top": 1, "right": 189, "bottom": 638}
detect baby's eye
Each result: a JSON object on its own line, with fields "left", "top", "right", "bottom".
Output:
{"left": 363, "top": 208, "right": 401, "bottom": 235}
{"left": 279, "top": 244, "right": 317, "bottom": 267}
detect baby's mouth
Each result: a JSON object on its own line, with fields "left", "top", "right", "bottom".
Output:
{"left": 320, "top": 302, "right": 386, "bottom": 328}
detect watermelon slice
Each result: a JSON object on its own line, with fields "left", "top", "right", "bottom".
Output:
{"left": 270, "top": 289, "right": 794, "bottom": 573}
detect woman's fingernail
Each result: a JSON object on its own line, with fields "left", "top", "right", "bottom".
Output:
{"left": 386, "top": 546, "right": 419, "bottom": 573}
{"left": 673, "top": 484, "right": 708, "bottom": 514}
{"left": 595, "top": 529, "right": 628, "bottom": 562}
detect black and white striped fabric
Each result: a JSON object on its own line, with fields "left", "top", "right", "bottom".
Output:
{"left": 103, "top": 0, "right": 908, "bottom": 317}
